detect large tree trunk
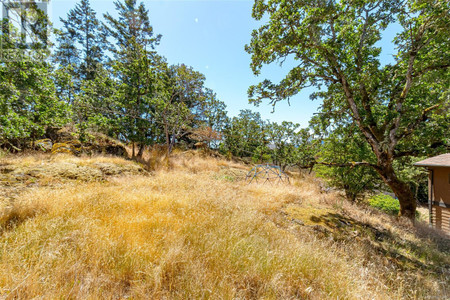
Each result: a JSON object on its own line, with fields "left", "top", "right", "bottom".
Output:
{"left": 137, "top": 144, "right": 145, "bottom": 158}
{"left": 375, "top": 160, "right": 416, "bottom": 220}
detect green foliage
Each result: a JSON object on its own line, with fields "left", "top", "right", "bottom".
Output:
{"left": 54, "top": 0, "right": 106, "bottom": 117}
{"left": 56, "top": 0, "right": 105, "bottom": 82}
{"left": 368, "top": 194, "right": 400, "bottom": 216}
{"left": 50, "top": 0, "right": 230, "bottom": 157}
{"left": 265, "top": 121, "right": 299, "bottom": 170}
{"left": 314, "top": 123, "right": 381, "bottom": 202}
{"left": 220, "top": 111, "right": 318, "bottom": 169}
{"left": 77, "top": 65, "right": 120, "bottom": 137}
{"left": 2, "top": 0, "right": 230, "bottom": 156}
{"left": 246, "top": 0, "right": 450, "bottom": 217}
{"left": 1, "top": 15, "right": 68, "bottom": 148}
{"left": 393, "top": 156, "right": 429, "bottom": 203}
{"left": 198, "top": 89, "right": 228, "bottom": 148}
{"left": 221, "top": 109, "right": 267, "bottom": 159}
{"left": 154, "top": 63, "right": 210, "bottom": 153}
{"left": 103, "top": 0, "right": 162, "bottom": 155}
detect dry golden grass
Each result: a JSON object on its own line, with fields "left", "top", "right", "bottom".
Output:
{"left": 0, "top": 153, "right": 144, "bottom": 190}
{"left": 0, "top": 152, "right": 448, "bottom": 299}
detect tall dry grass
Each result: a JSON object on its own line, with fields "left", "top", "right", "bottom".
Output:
{"left": 0, "top": 153, "right": 448, "bottom": 299}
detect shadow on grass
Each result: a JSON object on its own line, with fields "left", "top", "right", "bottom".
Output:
{"left": 307, "top": 212, "right": 449, "bottom": 273}
{"left": 0, "top": 205, "right": 39, "bottom": 236}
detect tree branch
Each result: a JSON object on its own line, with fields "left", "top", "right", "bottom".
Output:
{"left": 396, "top": 104, "right": 441, "bottom": 140}
{"left": 297, "top": 160, "right": 381, "bottom": 172}
{"left": 394, "top": 141, "right": 449, "bottom": 158}
{"left": 355, "top": 6, "right": 383, "bottom": 142}
{"left": 388, "top": 14, "right": 431, "bottom": 154}
{"left": 413, "top": 64, "right": 450, "bottom": 78}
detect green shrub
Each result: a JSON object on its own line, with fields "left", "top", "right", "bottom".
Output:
{"left": 368, "top": 194, "right": 400, "bottom": 215}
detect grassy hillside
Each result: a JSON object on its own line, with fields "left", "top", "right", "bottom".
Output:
{"left": 0, "top": 152, "right": 449, "bottom": 299}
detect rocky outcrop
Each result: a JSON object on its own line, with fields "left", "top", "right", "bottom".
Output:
{"left": 33, "top": 139, "right": 53, "bottom": 152}
{"left": 51, "top": 141, "right": 82, "bottom": 155}
{"left": 42, "top": 128, "right": 128, "bottom": 157}
{"left": 45, "top": 127, "right": 74, "bottom": 143}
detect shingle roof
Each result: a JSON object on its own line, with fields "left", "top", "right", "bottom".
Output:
{"left": 414, "top": 153, "right": 450, "bottom": 168}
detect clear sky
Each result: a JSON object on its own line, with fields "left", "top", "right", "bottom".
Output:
{"left": 50, "top": 0, "right": 399, "bottom": 126}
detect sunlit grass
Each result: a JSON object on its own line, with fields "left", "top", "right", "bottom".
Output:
{"left": 0, "top": 153, "right": 448, "bottom": 299}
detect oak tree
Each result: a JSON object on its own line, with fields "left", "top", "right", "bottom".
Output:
{"left": 246, "top": 0, "right": 450, "bottom": 219}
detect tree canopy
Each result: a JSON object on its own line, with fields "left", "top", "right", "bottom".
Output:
{"left": 246, "top": 0, "right": 450, "bottom": 218}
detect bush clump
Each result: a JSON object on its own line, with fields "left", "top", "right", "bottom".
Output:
{"left": 368, "top": 194, "right": 400, "bottom": 215}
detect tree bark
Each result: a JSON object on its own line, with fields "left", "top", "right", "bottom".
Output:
{"left": 375, "top": 160, "right": 416, "bottom": 220}
{"left": 137, "top": 143, "right": 145, "bottom": 158}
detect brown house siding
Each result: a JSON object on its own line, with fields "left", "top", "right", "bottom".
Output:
{"left": 415, "top": 154, "right": 450, "bottom": 234}
{"left": 429, "top": 167, "right": 450, "bottom": 234}
{"left": 432, "top": 207, "right": 450, "bottom": 232}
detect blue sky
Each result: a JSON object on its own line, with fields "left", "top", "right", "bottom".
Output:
{"left": 50, "top": 0, "right": 399, "bottom": 126}
{"left": 49, "top": 0, "right": 319, "bottom": 126}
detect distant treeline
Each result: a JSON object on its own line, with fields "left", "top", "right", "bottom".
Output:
{"left": 0, "top": 0, "right": 311, "bottom": 165}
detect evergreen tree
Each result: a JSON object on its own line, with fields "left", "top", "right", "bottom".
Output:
{"left": 197, "top": 89, "right": 228, "bottom": 148}
{"left": 53, "top": 0, "right": 107, "bottom": 139}
{"left": 56, "top": 0, "right": 105, "bottom": 82}
{"left": 200, "top": 88, "right": 228, "bottom": 133}
{"left": 103, "top": 0, "right": 161, "bottom": 157}
{"left": 52, "top": 29, "right": 79, "bottom": 105}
